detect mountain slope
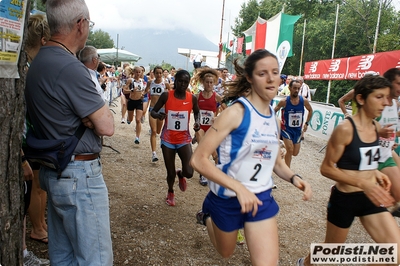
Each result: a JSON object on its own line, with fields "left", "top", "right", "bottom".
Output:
{"left": 107, "top": 28, "right": 218, "bottom": 69}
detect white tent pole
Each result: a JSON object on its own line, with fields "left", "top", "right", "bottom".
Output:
{"left": 326, "top": 4, "right": 339, "bottom": 104}
{"left": 187, "top": 49, "right": 190, "bottom": 70}
{"left": 299, "top": 19, "right": 306, "bottom": 76}
{"left": 116, "top": 34, "right": 119, "bottom": 67}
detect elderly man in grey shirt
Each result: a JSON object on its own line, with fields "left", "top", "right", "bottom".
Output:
{"left": 78, "top": 45, "right": 106, "bottom": 101}
{"left": 24, "top": 0, "right": 114, "bottom": 264}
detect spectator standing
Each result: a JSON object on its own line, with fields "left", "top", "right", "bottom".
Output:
{"left": 297, "top": 76, "right": 311, "bottom": 101}
{"left": 193, "top": 52, "right": 203, "bottom": 69}
{"left": 279, "top": 75, "right": 293, "bottom": 96}
{"left": 78, "top": 46, "right": 105, "bottom": 101}
{"left": 22, "top": 13, "right": 51, "bottom": 266}
{"left": 25, "top": 0, "right": 114, "bottom": 264}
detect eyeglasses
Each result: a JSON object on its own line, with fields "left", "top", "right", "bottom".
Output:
{"left": 85, "top": 18, "right": 95, "bottom": 29}
{"left": 77, "top": 18, "right": 95, "bottom": 29}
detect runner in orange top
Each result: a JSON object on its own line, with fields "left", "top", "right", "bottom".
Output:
{"left": 151, "top": 69, "right": 200, "bottom": 206}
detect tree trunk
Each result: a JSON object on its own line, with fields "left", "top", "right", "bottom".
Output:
{"left": 0, "top": 4, "right": 29, "bottom": 265}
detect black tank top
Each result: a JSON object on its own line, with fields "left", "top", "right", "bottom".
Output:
{"left": 336, "top": 117, "right": 380, "bottom": 171}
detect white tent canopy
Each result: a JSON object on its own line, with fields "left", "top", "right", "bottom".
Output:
{"left": 97, "top": 48, "right": 141, "bottom": 63}
{"left": 177, "top": 48, "right": 219, "bottom": 69}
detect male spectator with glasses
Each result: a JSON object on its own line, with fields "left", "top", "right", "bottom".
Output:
{"left": 25, "top": 1, "right": 114, "bottom": 264}
{"left": 79, "top": 45, "right": 106, "bottom": 101}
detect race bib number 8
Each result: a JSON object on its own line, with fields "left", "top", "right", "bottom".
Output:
{"left": 167, "top": 111, "right": 189, "bottom": 131}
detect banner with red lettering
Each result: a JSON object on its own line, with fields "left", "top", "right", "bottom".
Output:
{"left": 304, "top": 50, "right": 400, "bottom": 80}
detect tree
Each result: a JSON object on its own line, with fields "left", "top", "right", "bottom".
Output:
{"left": 1, "top": 4, "right": 30, "bottom": 266}
{"left": 86, "top": 30, "right": 114, "bottom": 49}
{"left": 149, "top": 61, "right": 174, "bottom": 72}
{"left": 30, "top": 0, "right": 46, "bottom": 11}
{"left": 232, "top": 0, "right": 400, "bottom": 105}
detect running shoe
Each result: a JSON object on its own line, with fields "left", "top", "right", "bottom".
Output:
{"left": 236, "top": 230, "right": 245, "bottom": 245}
{"left": 121, "top": 118, "right": 126, "bottom": 124}
{"left": 24, "top": 251, "right": 50, "bottom": 266}
{"left": 296, "top": 258, "right": 305, "bottom": 266}
{"left": 196, "top": 209, "right": 209, "bottom": 226}
{"left": 134, "top": 137, "right": 140, "bottom": 144}
{"left": 127, "top": 120, "right": 131, "bottom": 125}
{"left": 166, "top": 192, "right": 175, "bottom": 206}
{"left": 199, "top": 174, "right": 208, "bottom": 186}
{"left": 177, "top": 169, "right": 187, "bottom": 192}
{"left": 152, "top": 154, "right": 159, "bottom": 163}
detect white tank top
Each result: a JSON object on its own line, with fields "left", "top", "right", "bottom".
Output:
{"left": 149, "top": 80, "right": 166, "bottom": 96}
{"left": 209, "top": 97, "right": 280, "bottom": 198}
{"left": 377, "top": 99, "right": 398, "bottom": 162}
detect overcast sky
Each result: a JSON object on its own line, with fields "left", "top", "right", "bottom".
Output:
{"left": 85, "top": 0, "right": 245, "bottom": 45}
{"left": 84, "top": 0, "right": 400, "bottom": 48}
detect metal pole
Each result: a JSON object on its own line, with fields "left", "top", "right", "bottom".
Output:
{"left": 299, "top": 19, "right": 306, "bottom": 76}
{"left": 217, "top": 0, "right": 225, "bottom": 68}
{"left": 187, "top": 49, "right": 190, "bottom": 70}
{"left": 326, "top": 4, "right": 339, "bottom": 104}
{"left": 116, "top": 34, "right": 119, "bottom": 67}
{"left": 373, "top": 0, "right": 382, "bottom": 54}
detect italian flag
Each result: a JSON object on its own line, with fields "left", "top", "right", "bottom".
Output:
{"left": 243, "top": 12, "right": 301, "bottom": 67}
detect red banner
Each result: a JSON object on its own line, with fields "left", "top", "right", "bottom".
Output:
{"left": 304, "top": 50, "right": 400, "bottom": 80}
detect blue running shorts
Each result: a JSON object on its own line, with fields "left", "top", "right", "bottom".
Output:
{"left": 203, "top": 189, "right": 279, "bottom": 232}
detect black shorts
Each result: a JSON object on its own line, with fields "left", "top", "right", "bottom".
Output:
{"left": 24, "top": 180, "right": 32, "bottom": 216}
{"left": 327, "top": 186, "right": 387, "bottom": 228}
{"left": 127, "top": 99, "right": 143, "bottom": 111}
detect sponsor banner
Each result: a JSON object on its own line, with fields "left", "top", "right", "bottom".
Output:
{"left": 310, "top": 243, "right": 397, "bottom": 264}
{"left": 0, "top": 0, "right": 27, "bottom": 78}
{"left": 272, "top": 96, "right": 347, "bottom": 141}
{"left": 304, "top": 50, "right": 400, "bottom": 80}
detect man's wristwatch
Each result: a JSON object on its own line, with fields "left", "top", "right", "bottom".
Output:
{"left": 304, "top": 121, "right": 309, "bottom": 126}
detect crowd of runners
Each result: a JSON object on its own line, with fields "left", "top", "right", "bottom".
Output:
{"left": 19, "top": 1, "right": 400, "bottom": 265}
{"left": 103, "top": 49, "right": 400, "bottom": 265}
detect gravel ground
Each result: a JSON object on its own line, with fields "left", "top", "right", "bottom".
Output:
{"left": 26, "top": 98, "right": 398, "bottom": 266}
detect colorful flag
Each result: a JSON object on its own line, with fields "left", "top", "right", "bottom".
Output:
{"left": 222, "top": 42, "right": 231, "bottom": 61}
{"left": 243, "top": 12, "right": 301, "bottom": 58}
{"left": 237, "top": 37, "right": 244, "bottom": 54}
{"left": 245, "top": 36, "right": 252, "bottom": 55}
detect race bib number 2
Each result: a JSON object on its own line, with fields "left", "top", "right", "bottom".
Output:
{"left": 235, "top": 161, "right": 273, "bottom": 186}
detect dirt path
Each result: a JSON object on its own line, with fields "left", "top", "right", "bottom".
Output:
{"left": 27, "top": 98, "right": 390, "bottom": 266}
